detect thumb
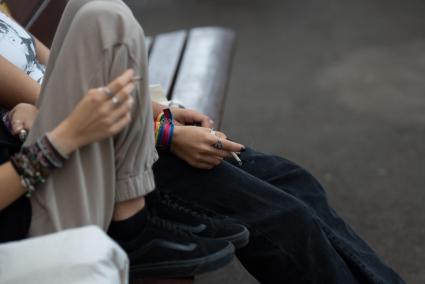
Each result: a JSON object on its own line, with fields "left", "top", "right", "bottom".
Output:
{"left": 11, "top": 119, "right": 24, "bottom": 135}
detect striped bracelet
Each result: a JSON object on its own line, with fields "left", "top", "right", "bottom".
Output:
{"left": 154, "top": 108, "right": 174, "bottom": 151}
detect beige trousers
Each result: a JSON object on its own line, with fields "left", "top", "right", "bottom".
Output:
{"left": 0, "top": 226, "right": 129, "bottom": 284}
{"left": 26, "top": 0, "right": 158, "bottom": 236}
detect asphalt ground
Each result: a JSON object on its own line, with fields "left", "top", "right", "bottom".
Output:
{"left": 126, "top": 1, "right": 425, "bottom": 283}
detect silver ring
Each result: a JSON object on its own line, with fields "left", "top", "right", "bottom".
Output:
{"left": 213, "top": 137, "right": 223, "bottom": 149}
{"left": 100, "top": 86, "right": 113, "bottom": 97}
{"left": 19, "top": 129, "right": 27, "bottom": 141}
{"left": 111, "top": 96, "right": 120, "bottom": 106}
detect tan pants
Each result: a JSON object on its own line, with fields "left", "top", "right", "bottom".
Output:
{"left": 26, "top": 0, "right": 158, "bottom": 236}
{"left": 0, "top": 226, "right": 129, "bottom": 284}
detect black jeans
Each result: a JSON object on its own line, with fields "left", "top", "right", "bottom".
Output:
{"left": 153, "top": 148, "right": 404, "bottom": 284}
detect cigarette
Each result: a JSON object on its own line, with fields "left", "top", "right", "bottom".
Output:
{"left": 231, "top": 152, "right": 242, "bottom": 165}
{"left": 132, "top": 76, "right": 143, "bottom": 82}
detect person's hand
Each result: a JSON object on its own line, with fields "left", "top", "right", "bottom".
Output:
{"left": 49, "top": 69, "right": 136, "bottom": 156}
{"left": 171, "top": 108, "right": 214, "bottom": 128}
{"left": 170, "top": 125, "right": 245, "bottom": 169}
{"left": 7, "top": 103, "right": 38, "bottom": 136}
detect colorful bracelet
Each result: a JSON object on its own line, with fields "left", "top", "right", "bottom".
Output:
{"left": 154, "top": 109, "right": 174, "bottom": 151}
{"left": 10, "top": 134, "right": 68, "bottom": 197}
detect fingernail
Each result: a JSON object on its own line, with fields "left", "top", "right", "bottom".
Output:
{"left": 240, "top": 147, "right": 246, "bottom": 152}
{"left": 209, "top": 119, "right": 215, "bottom": 125}
{"left": 128, "top": 98, "right": 134, "bottom": 106}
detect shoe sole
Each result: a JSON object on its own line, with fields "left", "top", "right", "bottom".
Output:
{"left": 215, "top": 225, "right": 250, "bottom": 249}
{"left": 129, "top": 242, "right": 235, "bottom": 278}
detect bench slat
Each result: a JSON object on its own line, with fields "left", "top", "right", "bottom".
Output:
{"left": 148, "top": 30, "right": 187, "bottom": 99}
{"left": 145, "top": 37, "right": 153, "bottom": 56}
{"left": 170, "top": 27, "right": 236, "bottom": 127}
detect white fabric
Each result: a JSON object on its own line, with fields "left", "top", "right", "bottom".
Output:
{"left": 0, "top": 226, "right": 129, "bottom": 284}
{"left": 0, "top": 11, "right": 45, "bottom": 83}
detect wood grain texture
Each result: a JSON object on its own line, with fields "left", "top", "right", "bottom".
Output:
{"left": 148, "top": 30, "right": 187, "bottom": 98}
{"left": 171, "top": 27, "right": 236, "bottom": 128}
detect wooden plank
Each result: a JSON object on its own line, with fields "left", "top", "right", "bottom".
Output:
{"left": 145, "top": 36, "right": 153, "bottom": 56}
{"left": 27, "top": 0, "right": 67, "bottom": 47}
{"left": 4, "top": 0, "right": 42, "bottom": 26}
{"left": 148, "top": 30, "right": 187, "bottom": 99}
{"left": 171, "top": 27, "right": 236, "bottom": 127}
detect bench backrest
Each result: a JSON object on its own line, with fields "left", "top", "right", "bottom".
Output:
{"left": 4, "top": 1, "right": 235, "bottom": 127}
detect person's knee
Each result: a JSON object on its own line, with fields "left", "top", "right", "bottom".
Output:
{"left": 73, "top": 0, "right": 143, "bottom": 39}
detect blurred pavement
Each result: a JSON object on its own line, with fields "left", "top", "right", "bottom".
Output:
{"left": 126, "top": 0, "right": 425, "bottom": 283}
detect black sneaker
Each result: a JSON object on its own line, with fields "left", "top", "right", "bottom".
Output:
{"left": 119, "top": 215, "right": 235, "bottom": 278}
{"left": 152, "top": 193, "right": 250, "bottom": 249}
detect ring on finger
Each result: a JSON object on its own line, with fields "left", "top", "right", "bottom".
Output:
{"left": 99, "top": 86, "right": 113, "bottom": 97}
{"left": 210, "top": 128, "right": 216, "bottom": 136}
{"left": 213, "top": 137, "right": 223, "bottom": 149}
{"left": 111, "top": 96, "right": 120, "bottom": 107}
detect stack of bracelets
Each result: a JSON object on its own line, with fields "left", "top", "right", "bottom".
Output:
{"left": 10, "top": 135, "right": 68, "bottom": 197}
{"left": 154, "top": 108, "right": 174, "bottom": 151}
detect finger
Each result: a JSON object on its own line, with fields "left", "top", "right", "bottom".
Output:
{"left": 11, "top": 119, "right": 24, "bottom": 135}
{"left": 106, "top": 69, "right": 134, "bottom": 95}
{"left": 109, "top": 113, "right": 132, "bottom": 135}
{"left": 215, "top": 131, "right": 227, "bottom": 140}
{"left": 204, "top": 146, "right": 230, "bottom": 159}
{"left": 200, "top": 116, "right": 214, "bottom": 128}
{"left": 220, "top": 139, "right": 245, "bottom": 153}
{"left": 199, "top": 156, "right": 223, "bottom": 167}
{"left": 194, "top": 161, "right": 217, "bottom": 170}
{"left": 109, "top": 97, "right": 134, "bottom": 122}
{"left": 110, "top": 82, "right": 135, "bottom": 107}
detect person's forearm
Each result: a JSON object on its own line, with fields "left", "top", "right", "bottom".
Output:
{"left": 0, "top": 56, "right": 40, "bottom": 108}
{"left": 34, "top": 36, "right": 50, "bottom": 65}
{"left": 0, "top": 162, "right": 26, "bottom": 210}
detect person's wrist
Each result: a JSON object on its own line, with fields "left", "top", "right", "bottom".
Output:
{"left": 152, "top": 102, "right": 167, "bottom": 118}
{"left": 49, "top": 119, "right": 81, "bottom": 156}
{"left": 169, "top": 125, "right": 182, "bottom": 154}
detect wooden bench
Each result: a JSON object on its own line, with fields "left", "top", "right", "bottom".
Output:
{"left": 4, "top": 0, "right": 235, "bottom": 127}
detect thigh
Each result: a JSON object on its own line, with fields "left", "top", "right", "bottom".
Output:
{"left": 227, "top": 147, "right": 342, "bottom": 222}
{"left": 153, "top": 153, "right": 362, "bottom": 284}
{"left": 154, "top": 152, "right": 314, "bottom": 232}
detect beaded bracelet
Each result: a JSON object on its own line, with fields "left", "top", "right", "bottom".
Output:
{"left": 154, "top": 108, "right": 174, "bottom": 151}
{"left": 10, "top": 134, "right": 68, "bottom": 197}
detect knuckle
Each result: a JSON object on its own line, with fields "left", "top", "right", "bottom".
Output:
{"left": 116, "top": 80, "right": 125, "bottom": 89}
